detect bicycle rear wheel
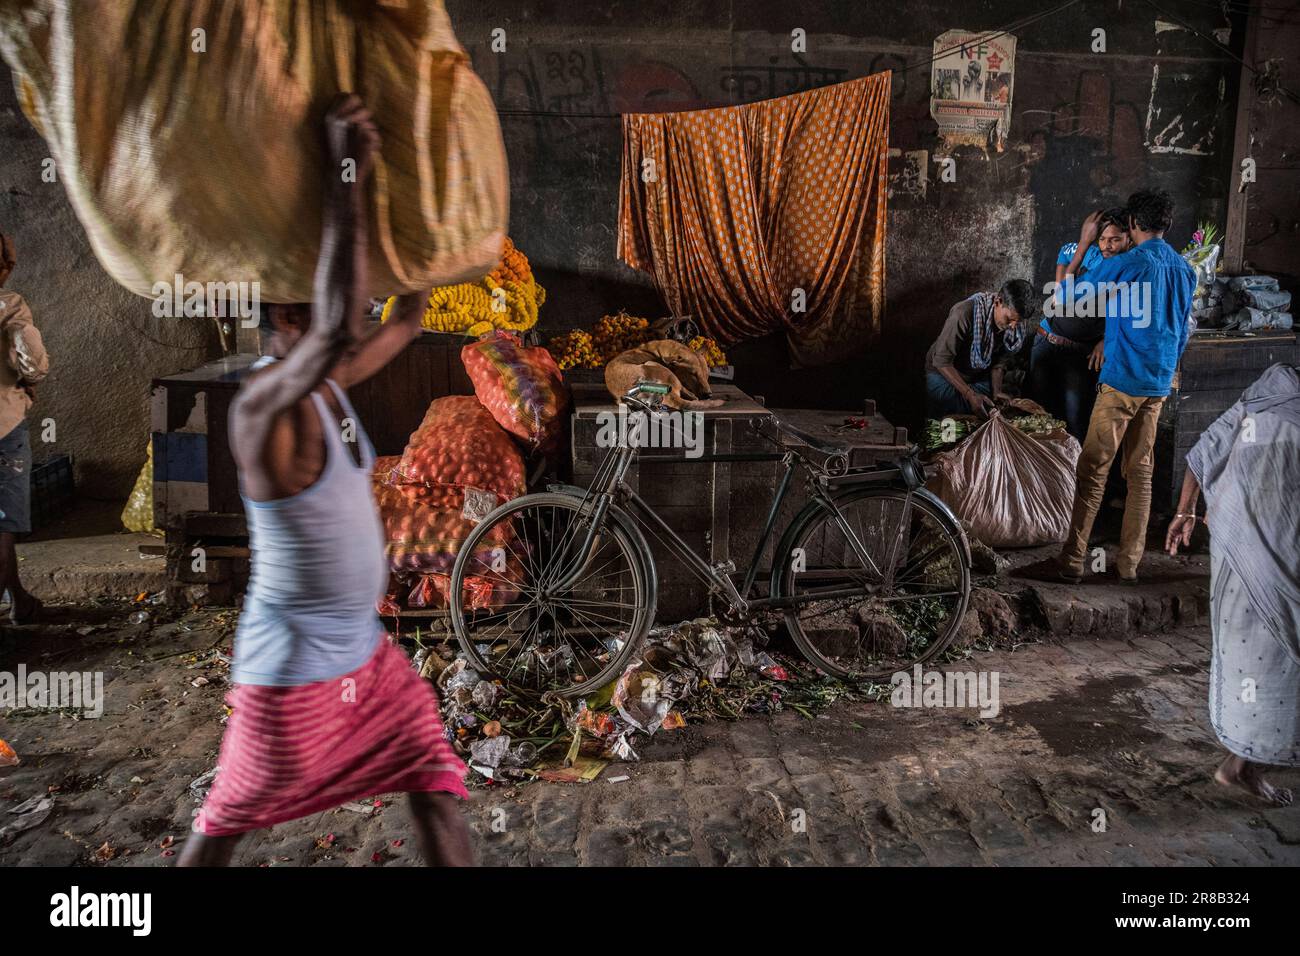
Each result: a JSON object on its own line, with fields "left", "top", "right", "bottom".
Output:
{"left": 771, "top": 487, "right": 971, "bottom": 680}
{"left": 449, "top": 492, "right": 655, "bottom": 697}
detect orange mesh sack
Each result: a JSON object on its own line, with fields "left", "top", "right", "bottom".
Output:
{"left": 392, "top": 396, "right": 525, "bottom": 506}
{"left": 372, "top": 455, "right": 401, "bottom": 486}
{"left": 462, "top": 331, "right": 570, "bottom": 449}
{"left": 375, "top": 482, "right": 515, "bottom": 576}
{"left": 405, "top": 554, "right": 526, "bottom": 611}
{"left": 0, "top": 0, "right": 507, "bottom": 303}
{"left": 926, "top": 412, "right": 1081, "bottom": 548}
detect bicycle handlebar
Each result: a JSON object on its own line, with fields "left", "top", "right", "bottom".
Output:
{"left": 627, "top": 381, "right": 670, "bottom": 397}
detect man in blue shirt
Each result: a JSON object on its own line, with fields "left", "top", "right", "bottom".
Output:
{"left": 1028, "top": 208, "right": 1130, "bottom": 440}
{"left": 1021, "top": 189, "right": 1195, "bottom": 584}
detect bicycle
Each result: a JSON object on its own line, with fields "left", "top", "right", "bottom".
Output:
{"left": 449, "top": 382, "right": 973, "bottom": 697}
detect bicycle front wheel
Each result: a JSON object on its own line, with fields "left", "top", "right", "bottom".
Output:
{"left": 449, "top": 492, "right": 655, "bottom": 697}
{"left": 772, "top": 488, "right": 971, "bottom": 680}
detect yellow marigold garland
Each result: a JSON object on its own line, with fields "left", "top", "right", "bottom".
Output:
{"left": 380, "top": 237, "right": 546, "bottom": 335}
{"left": 687, "top": 335, "right": 728, "bottom": 367}
{"left": 546, "top": 313, "right": 729, "bottom": 370}
{"left": 547, "top": 330, "right": 601, "bottom": 371}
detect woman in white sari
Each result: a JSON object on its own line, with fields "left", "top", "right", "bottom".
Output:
{"left": 1167, "top": 363, "right": 1300, "bottom": 806}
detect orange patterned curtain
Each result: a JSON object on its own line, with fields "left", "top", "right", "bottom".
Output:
{"left": 617, "top": 73, "right": 890, "bottom": 367}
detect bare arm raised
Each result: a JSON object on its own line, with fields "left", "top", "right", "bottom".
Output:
{"left": 231, "top": 95, "right": 379, "bottom": 475}
{"left": 331, "top": 288, "right": 429, "bottom": 389}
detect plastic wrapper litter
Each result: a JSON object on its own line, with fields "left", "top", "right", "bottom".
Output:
{"left": 120, "top": 441, "right": 157, "bottom": 533}
{"left": 405, "top": 568, "right": 517, "bottom": 611}
{"left": 1182, "top": 242, "right": 1220, "bottom": 296}
{"left": 0, "top": 0, "right": 507, "bottom": 302}
{"left": 927, "top": 412, "right": 1081, "bottom": 548}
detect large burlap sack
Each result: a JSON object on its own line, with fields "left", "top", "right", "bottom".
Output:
{"left": 927, "top": 412, "right": 1081, "bottom": 548}
{"left": 0, "top": 0, "right": 507, "bottom": 302}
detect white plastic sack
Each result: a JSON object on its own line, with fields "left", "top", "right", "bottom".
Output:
{"left": 927, "top": 412, "right": 1081, "bottom": 548}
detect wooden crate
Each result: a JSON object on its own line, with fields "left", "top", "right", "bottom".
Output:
{"left": 348, "top": 331, "right": 474, "bottom": 456}
{"left": 162, "top": 513, "right": 251, "bottom": 606}
{"left": 151, "top": 355, "right": 256, "bottom": 529}
{"left": 570, "top": 385, "right": 909, "bottom": 621}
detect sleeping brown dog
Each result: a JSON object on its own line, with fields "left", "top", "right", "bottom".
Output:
{"left": 604, "top": 339, "right": 724, "bottom": 410}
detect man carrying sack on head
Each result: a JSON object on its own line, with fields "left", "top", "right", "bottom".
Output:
{"left": 179, "top": 97, "right": 472, "bottom": 867}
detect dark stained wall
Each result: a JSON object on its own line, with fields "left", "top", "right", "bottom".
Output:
{"left": 446, "top": 0, "right": 1246, "bottom": 431}
{"left": 1227, "top": 2, "right": 1300, "bottom": 292}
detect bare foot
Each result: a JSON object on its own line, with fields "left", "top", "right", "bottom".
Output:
{"left": 9, "top": 592, "right": 41, "bottom": 625}
{"left": 1214, "top": 754, "right": 1295, "bottom": 807}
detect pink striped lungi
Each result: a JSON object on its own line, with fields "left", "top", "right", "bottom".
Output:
{"left": 196, "top": 638, "right": 467, "bottom": 837}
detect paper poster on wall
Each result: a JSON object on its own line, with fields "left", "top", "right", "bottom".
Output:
{"left": 930, "top": 30, "right": 1016, "bottom": 153}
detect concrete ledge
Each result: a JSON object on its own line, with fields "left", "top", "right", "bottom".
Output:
{"left": 1000, "top": 548, "right": 1211, "bottom": 638}
{"left": 16, "top": 531, "right": 166, "bottom": 603}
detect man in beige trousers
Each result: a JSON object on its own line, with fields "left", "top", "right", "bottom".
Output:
{"left": 1020, "top": 190, "right": 1196, "bottom": 585}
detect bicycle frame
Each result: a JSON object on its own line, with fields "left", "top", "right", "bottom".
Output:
{"left": 547, "top": 407, "right": 925, "bottom": 619}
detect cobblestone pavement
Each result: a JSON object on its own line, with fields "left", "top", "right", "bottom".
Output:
{"left": 1, "top": 606, "right": 1297, "bottom": 866}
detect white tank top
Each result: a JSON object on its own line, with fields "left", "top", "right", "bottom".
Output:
{"left": 231, "top": 370, "right": 387, "bottom": 686}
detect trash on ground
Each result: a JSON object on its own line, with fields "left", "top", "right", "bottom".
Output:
{"left": 533, "top": 755, "right": 609, "bottom": 784}
{"left": 0, "top": 794, "right": 55, "bottom": 843}
{"left": 415, "top": 616, "right": 887, "bottom": 789}
{"left": 188, "top": 766, "right": 219, "bottom": 803}
{"left": 338, "top": 801, "right": 378, "bottom": 816}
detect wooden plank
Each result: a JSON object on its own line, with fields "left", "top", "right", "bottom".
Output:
{"left": 570, "top": 383, "right": 771, "bottom": 420}
{"left": 769, "top": 406, "right": 908, "bottom": 468}
{"left": 1223, "top": 2, "right": 1263, "bottom": 274}
{"left": 203, "top": 545, "right": 250, "bottom": 558}
{"left": 205, "top": 388, "right": 241, "bottom": 514}
{"left": 150, "top": 354, "right": 257, "bottom": 391}
{"left": 181, "top": 512, "right": 248, "bottom": 537}
{"left": 1175, "top": 389, "right": 1253, "bottom": 414}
